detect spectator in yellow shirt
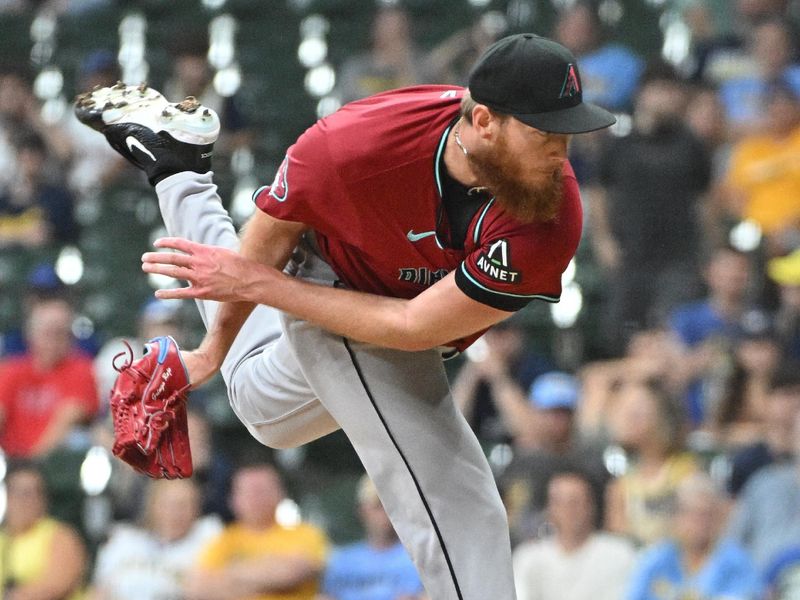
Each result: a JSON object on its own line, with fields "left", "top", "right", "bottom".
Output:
{"left": 605, "top": 378, "right": 699, "bottom": 547}
{"left": 184, "top": 463, "right": 328, "bottom": 600}
{"left": 724, "top": 80, "right": 800, "bottom": 252}
{"left": 0, "top": 460, "right": 87, "bottom": 600}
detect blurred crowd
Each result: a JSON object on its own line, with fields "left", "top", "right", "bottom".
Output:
{"left": 3, "top": 0, "right": 800, "bottom": 598}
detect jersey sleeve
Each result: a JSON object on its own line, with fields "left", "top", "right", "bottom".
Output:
{"left": 253, "top": 122, "right": 346, "bottom": 230}
{"left": 455, "top": 176, "right": 583, "bottom": 312}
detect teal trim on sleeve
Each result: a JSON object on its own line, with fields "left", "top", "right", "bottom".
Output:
{"left": 251, "top": 185, "right": 269, "bottom": 202}
{"left": 459, "top": 264, "right": 560, "bottom": 301}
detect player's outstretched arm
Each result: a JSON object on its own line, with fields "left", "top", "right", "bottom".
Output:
{"left": 142, "top": 238, "right": 511, "bottom": 351}
{"left": 183, "top": 211, "right": 305, "bottom": 387}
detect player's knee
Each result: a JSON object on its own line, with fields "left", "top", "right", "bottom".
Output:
{"left": 227, "top": 403, "right": 308, "bottom": 449}
{"left": 250, "top": 415, "right": 339, "bottom": 449}
{"left": 251, "top": 424, "right": 305, "bottom": 450}
{"left": 229, "top": 395, "right": 337, "bottom": 450}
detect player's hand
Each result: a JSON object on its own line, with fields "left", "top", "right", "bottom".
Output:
{"left": 141, "top": 237, "right": 272, "bottom": 303}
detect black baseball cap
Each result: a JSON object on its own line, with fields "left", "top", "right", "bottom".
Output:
{"left": 468, "top": 33, "right": 617, "bottom": 134}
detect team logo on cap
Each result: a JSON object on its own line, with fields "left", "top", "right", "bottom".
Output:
{"left": 559, "top": 64, "right": 581, "bottom": 99}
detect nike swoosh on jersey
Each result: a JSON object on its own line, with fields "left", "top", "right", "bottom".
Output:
{"left": 125, "top": 136, "right": 156, "bottom": 162}
{"left": 406, "top": 230, "right": 436, "bottom": 242}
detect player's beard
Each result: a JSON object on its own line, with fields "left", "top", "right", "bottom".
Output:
{"left": 466, "top": 137, "right": 564, "bottom": 223}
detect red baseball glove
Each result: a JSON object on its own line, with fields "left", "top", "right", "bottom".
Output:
{"left": 109, "top": 335, "right": 193, "bottom": 478}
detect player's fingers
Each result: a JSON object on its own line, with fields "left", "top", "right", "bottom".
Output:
{"left": 141, "top": 251, "right": 193, "bottom": 267}
{"left": 141, "top": 262, "right": 194, "bottom": 280}
{"left": 154, "top": 286, "right": 200, "bottom": 300}
{"left": 153, "top": 237, "right": 199, "bottom": 254}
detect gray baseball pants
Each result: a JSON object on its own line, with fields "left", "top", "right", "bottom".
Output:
{"left": 155, "top": 171, "right": 516, "bottom": 600}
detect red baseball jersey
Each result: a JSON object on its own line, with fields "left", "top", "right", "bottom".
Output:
{"left": 255, "top": 86, "right": 582, "bottom": 350}
{"left": 0, "top": 352, "right": 99, "bottom": 457}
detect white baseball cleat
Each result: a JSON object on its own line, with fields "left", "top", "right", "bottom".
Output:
{"left": 74, "top": 82, "right": 220, "bottom": 185}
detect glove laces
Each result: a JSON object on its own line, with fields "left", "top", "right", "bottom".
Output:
{"left": 112, "top": 340, "right": 149, "bottom": 380}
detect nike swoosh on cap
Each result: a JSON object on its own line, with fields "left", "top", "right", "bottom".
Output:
{"left": 406, "top": 230, "right": 436, "bottom": 242}
{"left": 126, "top": 136, "right": 156, "bottom": 162}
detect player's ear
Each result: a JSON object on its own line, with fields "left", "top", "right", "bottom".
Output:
{"left": 471, "top": 104, "right": 499, "bottom": 140}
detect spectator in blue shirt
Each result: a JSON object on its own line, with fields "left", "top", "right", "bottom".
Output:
{"left": 627, "top": 473, "right": 762, "bottom": 600}
{"left": 670, "top": 247, "right": 751, "bottom": 349}
{"left": 726, "top": 409, "right": 800, "bottom": 570}
{"left": 718, "top": 17, "right": 800, "bottom": 134}
{"left": 669, "top": 246, "right": 753, "bottom": 424}
{"left": 320, "top": 476, "right": 424, "bottom": 600}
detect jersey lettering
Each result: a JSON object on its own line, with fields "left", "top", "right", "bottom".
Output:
{"left": 398, "top": 267, "right": 449, "bottom": 286}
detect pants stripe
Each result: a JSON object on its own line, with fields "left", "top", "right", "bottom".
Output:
{"left": 342, "top": 337, "right": 464, "bottom": 600}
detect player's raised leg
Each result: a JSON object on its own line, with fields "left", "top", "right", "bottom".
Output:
{"left": 75, "top": 83, "right": 228, "bottom": 328}
{"left": 75, "top": 84, "right": 340, "bottom": 447}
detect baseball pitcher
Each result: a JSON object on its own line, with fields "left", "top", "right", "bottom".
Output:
{"left": 79, "top": 34, "right": 615, "bottom": 600}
